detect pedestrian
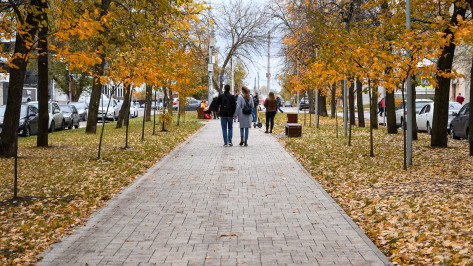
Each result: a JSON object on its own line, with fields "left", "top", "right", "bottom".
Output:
{"left": 209, "top": 94, "right": 219, "bottom": 119}
{"left": 252, "top": 92, "right": 259, "bottom": 122}
{"left": 264, "top": 92, "right": 278, "bottom": 133}
{"left": 378, "top": 97, "right": 385, "bottom": 117}
{"left": 457, "top": 93, "right": 465, "bottom": 104}
{"left": 234, "top": 86, "right": 254, "bottom": 146}
{"left": 217, "top": 85, "right": 237, "bottom": 146}
{"left": 276, "top": 95, "right": 284, "bottom": 113}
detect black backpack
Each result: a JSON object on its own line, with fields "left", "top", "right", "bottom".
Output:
{"left": 220, "top": 95, "right": 232, "bottom": 116}
{"left": 242, "top": 99, "right": 252, "bottom": 115}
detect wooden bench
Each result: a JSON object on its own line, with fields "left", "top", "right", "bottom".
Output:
{"left": 287, "top": 113, "right": 298, "bottom": 123}
{"left": 285, "top": 123, "right": 302, "bottom": 137}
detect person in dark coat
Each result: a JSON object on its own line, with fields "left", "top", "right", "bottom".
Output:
{"left": 252, "top": 92, "right": 259, "bottom": 122}
{"left": 209, "top": 95, "right": 219, "bottom": 119}
{"left": 217, "top": 85, "right": 237, "bottom": 146}
{"left": 264, "top": 92, "right": 278, "bottom": 133}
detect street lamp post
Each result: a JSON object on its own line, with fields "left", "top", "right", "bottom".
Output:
{"left": 208, "top": 36, "right": 215, "bottom": 107}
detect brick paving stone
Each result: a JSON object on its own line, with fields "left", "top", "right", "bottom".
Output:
{"left": 39, "top": 119, "right": 391, "bottom": 265}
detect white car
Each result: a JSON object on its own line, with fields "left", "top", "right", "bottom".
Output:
{"left": 395, "top": 99, "right": 433, "bottom": 128}
{"left": 28, "top": 101, "right": 65, "bottom": 132}
{"left": 417, "top": 102, "right": 462, "bottom": 134}
{"left": 130, "top": 102, "right": 139, "bottom": 118}
{"left": 97, "top": 99, "right": 120, "bottom": 121}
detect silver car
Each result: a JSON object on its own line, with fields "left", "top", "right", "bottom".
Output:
{"left": 28, "top": 101, "right": 65, "bottom": 132}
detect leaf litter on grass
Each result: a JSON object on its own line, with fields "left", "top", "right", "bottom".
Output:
{"left": 262, "top": 113, "right": 473, "bottom": 265}
{"left": 0, "top": 114, "right": 203, "bottom": 264}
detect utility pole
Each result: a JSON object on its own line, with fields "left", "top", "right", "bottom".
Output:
{"left": 406, "top": 0, "right": 413, "bottom": 166}
{"left": 208, "top": 34, "right": 214, "bottom": 106}
{"left": 231, "top": 56, "right": 234, "bottom": 94}
{"left": 257, "top": 72, "right": 259, "bottom": 94}
{"left": 267, "top": 31, "right": 270, "bottom": 93}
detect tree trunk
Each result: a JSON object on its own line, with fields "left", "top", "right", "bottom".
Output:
{"left": 369, "top": 81, "right": 374, "bottom": 157}
{"left": 431, "top": 4, "right": 466, "bottom": 147}
{"left": 37, "top": 0, "right": 49, "bottom": 147}
{"left": 116, "top": 84, "right": 131, "bottom": 128}
{"left": 411, "top": 79, "right": 418, "bottom": 140}
{"left": 167, "top": 88, "right": 174, "bottom": 114}
{"left": 331, "top": 83, "right": 336, "bottom": 118}
{"left": 308, "top": 89, "right": 314, "bottom": 114}
{"left": 356, "top": 77, "right": 365, "bottom": 127}
{"left": 370, "top": 85, "right": 378, "bottom": 130}
{"left": 85, "top": 57, "right": 105, "bottom": 134}
{"left": 145, "top": 84, "right": 152, "bottom": 122}
{"left": 469, "top": 54, "right": 473, "bottom": 155}
{"left": 319, "top": 93, "right": 327, "bottom": 116}
{"left": 349, "top": 78, "right": 355, "bottom": 125}
{"left": 385, "top": 88, "right": 397, "bottom": 134}
{"left": 85, "top": 0, "right": 111, "bottom": 134}
{"left": 0, "top": 1, "right": 41, "bottom": 157}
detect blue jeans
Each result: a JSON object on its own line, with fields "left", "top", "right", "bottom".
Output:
{"left": 240, "top": 128, "right": 249, "bottom": 141}
{"left": 221, "top": 117, "right": 233, "bottom": 144}
{"left": 252, "top": 107, "right": 257, "bottom": 122}
{"left": 278, "top": 105, "right": 284, "bottom": 113}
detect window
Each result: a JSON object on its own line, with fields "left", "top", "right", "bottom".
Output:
{"left": 425, "top": 105, "right": 431, "bottom": 113}
{"left": 458, "top": 104, "right": 469, "bottom": 116}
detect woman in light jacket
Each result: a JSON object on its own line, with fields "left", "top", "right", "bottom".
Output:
{"left": 233, "top": 86, "right": 254, "bottom": 146}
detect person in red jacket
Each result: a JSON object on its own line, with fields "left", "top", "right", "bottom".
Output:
{"left": 456, "top": 93, "right": 465, "bottom": 104}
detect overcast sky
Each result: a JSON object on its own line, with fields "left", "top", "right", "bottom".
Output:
{"left": 206, "top": 0, "right": 285, "bottom": 93}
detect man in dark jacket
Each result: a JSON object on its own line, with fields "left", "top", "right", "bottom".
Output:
{"left": 217, "top": 85, "right": 237, "bottom": 146}
{"left": 209, "top": 95, "right": 219, "bottom": 119}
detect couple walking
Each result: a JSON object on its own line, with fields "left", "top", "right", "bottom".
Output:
{"left": 217, "top": 85, "right": 254, "bottom": 147}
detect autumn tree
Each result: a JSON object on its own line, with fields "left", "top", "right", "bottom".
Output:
{"left": 210, "top": 0, "right": 271, "bottom": 93}
{"left": 0, "top": 0, "right": 43, "bottom": 157}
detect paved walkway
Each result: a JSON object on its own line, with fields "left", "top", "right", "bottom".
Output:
{"left": 40, "top": 119, "right": 390, "bottom": 265}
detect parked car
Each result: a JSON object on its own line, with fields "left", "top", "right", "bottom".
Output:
{"left": 299, "top": 97, "right": 309, "bottom": 110}
{"left": 285, "top": 101, "right": 293, "bottom": 107}
{"left": 185, "top": 98, "right": 201, "bottom": 111}
{"left": 395, "top": 99, "right": 433, "bottom": 128}
{"left": 130, "top": 102, "right": 139, "bottom": 118}
{"left": 0, "top": 104, "right": 39, "bottom": 137}
{"left": 28, "top": 101, "right": 65, "bottom": 132}
{"left": 416, "top": 102, "right": 462, "bottom": 134}
{"left": 450, "top": 102, "right": 470, "bottom": 140}
{"left": 69, "top": 102, "right": 88, "bottom": 121}
{"left": 447, "top": 102, "right": 463, "bottom": 133}
{"left": 97, "top": 99, "right": 120, "bottom": 121}
{"left": 59, "top": 104, "right": 80, "bottom": 129}
{"left": 172, "top": 98, "right": 201, "bottom": 111}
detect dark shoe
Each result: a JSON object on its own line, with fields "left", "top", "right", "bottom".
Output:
{"left": 239, "top": 137, "right": 244, "bottom": 146}
{"left": 269, "top": 131, "right": 272, "bottom": 133}
{"left": 244, "top": 141, "right": 248, "bottom": 146}
{"left": 264, "top": 130, "right": 269, "bottom": 133}
{"left": 228, "top": 142, "right": 233, "bottom": 146}
{"left": 224, "top": 143, "right": 228, "bottom": 147}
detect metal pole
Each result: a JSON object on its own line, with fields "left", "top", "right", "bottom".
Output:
{"left": 315, "top": 47, "right": 319, "bottom": 128}
{"left": 406, "top": 0, "right": 413, "bottom": 165}
{"left": 208, "top": 38, "right": 213, "bottom": 106}
{"left": 315, "top": 89, "right": 318, "bottom": 127}
{"left": 267, "top": 31, "right": 270, "bottom": 93}
{"left": 297, "top": 60, "right": 300, "bottom": 117}
{"left": 231, "top": 56, "right": 234, "bottom": 94}
{"left": 344, "top": 79, "right": 348, "bottom": 136}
